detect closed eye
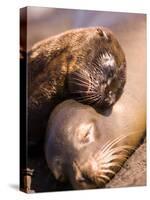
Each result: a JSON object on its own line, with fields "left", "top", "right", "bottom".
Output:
{"left": 81, "top": 131, "right": 90, "bottom": 143}
{"left": 80, "top": 125, "right": 95, "bottom": 144}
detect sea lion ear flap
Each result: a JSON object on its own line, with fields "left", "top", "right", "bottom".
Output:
{"left": 96, "top": 28, "right": 111, "bottom": 42}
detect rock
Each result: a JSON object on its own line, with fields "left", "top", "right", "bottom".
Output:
{"left": 106, "top": 141, "right": 146, "bottom": 188}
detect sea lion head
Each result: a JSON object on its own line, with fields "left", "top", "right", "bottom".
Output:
{"left": 45, "top": 100, "right": 133, "bottom": 189}
{"left": 68, "top": 27, "right": 126, "bottom": 110}
{"left": 27, "top": 27, "right": 126, "bottom": 147}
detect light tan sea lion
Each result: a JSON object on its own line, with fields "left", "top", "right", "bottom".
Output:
{"left": 45, "top": 86, "right": 146, "bottom": 189}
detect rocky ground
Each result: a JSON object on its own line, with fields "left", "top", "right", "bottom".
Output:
{"left": 106, "top": 140, "right": 146, "bottom": 188}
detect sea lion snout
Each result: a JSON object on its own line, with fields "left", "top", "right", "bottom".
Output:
{"left": 69, "top": 145, "right": 116, "bottom": 189}
{"left": 69, "top": 133, "right": 135, "bottom": 189}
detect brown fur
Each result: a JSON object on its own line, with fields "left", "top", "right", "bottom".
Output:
{"left": 27, "top": 27, "right": 126, "bottom": 145}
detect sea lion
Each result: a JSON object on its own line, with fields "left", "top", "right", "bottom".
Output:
{"left": 45, "top": 38, "right": 146, "bottom": 188}
{"left": 28, "top": 27, "right": 126, "bottom": 145}
{"left": 45, "top": 94, "right": 146, "bottom": 189}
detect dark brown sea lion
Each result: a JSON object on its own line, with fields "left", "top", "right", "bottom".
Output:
{"left": 28, "top": 27, "right": 126, "bottom": 145}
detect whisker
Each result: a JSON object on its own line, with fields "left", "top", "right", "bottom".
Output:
{"left": 96, "top": 177, "right": 106, "bottom": 185}
{"left": 93, "top": 94, "right": 104, "bottom": 105}
{"left": 71, "top": 93, "right": 102, "bottom": 104}
{"left": 70, "top": 78, "right": 90, "bottom": 86}
{"left": 70, "top": 77, "right": 98, "bottom": 90}
{"left": 75, "top": 94, "right": 102, "bottom": 103}
{"left": 102, "top": 154, "right": 128, "bottom": 163}
{"left": 101, "top": 145, "right": 134, "bottom": 160}
{"left": 94, "top": 135, "right": 126, "bottom": 160}
{"left": 72, "top": 70, "right": 91, "bottom": 80}
{"left": 70, "top": 90, "right": 99, "bottom": 95}
{"left": 99, "top": 174, "right": 110, "bottom": 181}
{"left": 72, "top": 71, "right": 89, "bottom": 79}
{"left": 101, "top": 161, "right": 122, "bottom": 169}
{"left": 102, "top": 151, "right": 130, "bottom": 164}
{"left": 101, "top": 134, "right": 128, "bottom": 154}
{"left": 71, "top": 70, "right": 103, "bottom": 90}
{"left": 100, "top": 130, "right": 139, "bottom": 155}
{"left": 100, "top": 169, "right": 115, "bottom": 175}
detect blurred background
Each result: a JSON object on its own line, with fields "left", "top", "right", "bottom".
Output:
{"left": 20, "top": 7, "right": 145, "bottom": 50}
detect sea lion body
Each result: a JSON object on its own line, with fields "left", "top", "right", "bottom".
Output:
{"left": 45, "top": 86, "right": 146, "bottom": 189}
{"left": 45, "top": 31, "right": 146, "bottom": 188}
{"left": 28, "top": 27, "right": 126, "bottom": 145}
